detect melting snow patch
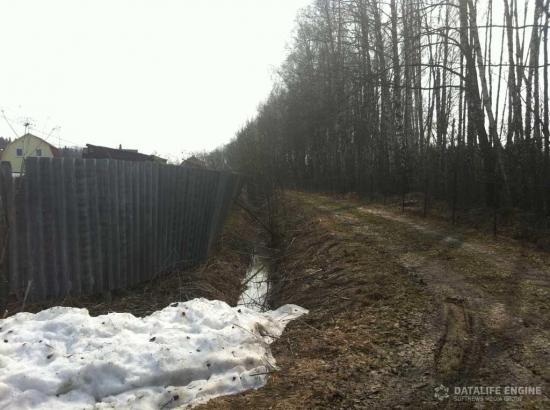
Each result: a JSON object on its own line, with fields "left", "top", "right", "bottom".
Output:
{"left": 0, "top": 298, "right": 307, "bottom": 409}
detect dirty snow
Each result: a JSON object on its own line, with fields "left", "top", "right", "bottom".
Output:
{"left": 0, "top": 298, "right": 307, "bottom": 409}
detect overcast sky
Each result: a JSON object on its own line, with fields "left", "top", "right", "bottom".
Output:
{"left": 0, "top": 0, "right": 311, "bottom": 162}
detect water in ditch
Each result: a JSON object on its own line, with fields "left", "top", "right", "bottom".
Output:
{"left": 237, "top": 250, "right": 271, "bottom": 312}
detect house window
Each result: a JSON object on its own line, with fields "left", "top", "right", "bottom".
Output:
{"left": 16, "top": 148, "right": 23, "bottom": 156}
{"left": 36, "top": 149, "right": 42, "bottom": 157}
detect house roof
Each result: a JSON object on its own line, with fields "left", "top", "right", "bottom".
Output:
{"left": 181, "top": 155, "right": 207, "bottom": 169}
{"left": 83, "top": 144, "right": 167, "bottom": 163}
{"left": 15, "top": 133, "right": 61, "bottom": 157}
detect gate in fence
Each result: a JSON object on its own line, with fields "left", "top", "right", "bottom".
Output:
{"left": 0, "top": 158, "right": 241, "bottom": 303}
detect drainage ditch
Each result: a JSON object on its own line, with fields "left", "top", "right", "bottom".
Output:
{"left": 237, "top": 244, "right": 273, "bottom": 312}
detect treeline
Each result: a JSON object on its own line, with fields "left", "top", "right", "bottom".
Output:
{"left": 0, "top": 137, "right": 12, "bottom": 150}
{"left": 209, "top": 0, "right": 550, "bottom": 220}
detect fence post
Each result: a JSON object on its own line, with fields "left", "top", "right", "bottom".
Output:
{"left": 0, "top": 162, "right": 13, "bottom": 313}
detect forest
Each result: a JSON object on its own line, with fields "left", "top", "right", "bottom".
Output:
{"left": 206, "top": 0, "right": 550, "bottom": 233}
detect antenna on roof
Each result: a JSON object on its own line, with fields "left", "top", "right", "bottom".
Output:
{"left": 21, "top": 117, "right": 34, "bottom": 134}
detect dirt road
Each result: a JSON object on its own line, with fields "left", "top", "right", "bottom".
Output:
{"left": 204, "top": 191, "right": 549, "bottom": 409}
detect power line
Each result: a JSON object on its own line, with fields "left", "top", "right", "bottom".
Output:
{"left": 1, "top": 110, "right": 20, "bottom": 138}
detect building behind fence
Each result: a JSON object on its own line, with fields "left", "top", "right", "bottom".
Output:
{"left": 0, "top": 157, "right": 241, "bottom": 303}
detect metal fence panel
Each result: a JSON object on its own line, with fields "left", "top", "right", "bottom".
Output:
{"left": 1, "top": 158, "right": 240, "bottom": 302}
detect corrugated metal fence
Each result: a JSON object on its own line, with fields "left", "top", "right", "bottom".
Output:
{"left": 0, "top": 158, "right": 241, "bottom": 302}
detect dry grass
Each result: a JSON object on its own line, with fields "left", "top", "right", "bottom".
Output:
{"left": 203, "top": 191, "right": 550, "bottom": 409}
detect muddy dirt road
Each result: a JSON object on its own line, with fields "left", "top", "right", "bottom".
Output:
{"left": 204, "top": 191, "right": 549, "bottom": 409}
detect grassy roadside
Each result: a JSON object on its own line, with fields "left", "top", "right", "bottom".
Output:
{"left": 203, "top": 192, "right": 440, "bottom": 409}
{"left": 203, "top": 191, "right": 550, "bottom": 409}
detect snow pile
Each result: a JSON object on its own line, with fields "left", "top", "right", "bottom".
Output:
{"left": 0, "top": 299, "right": 307, "bottom": 409}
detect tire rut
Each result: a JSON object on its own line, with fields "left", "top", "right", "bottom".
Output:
{"left": 434, "top": 297, "right": 484, "bottom": 383}
{"left": 311, "top": 198, "right": 549, "bottom": 400}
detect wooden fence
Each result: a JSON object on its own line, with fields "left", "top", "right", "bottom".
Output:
{"left": 0, "top": 158, "right": 241, "bottom": 303}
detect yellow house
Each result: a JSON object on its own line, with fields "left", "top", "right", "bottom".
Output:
{"left": 0, "top": 133, "right": 60, "bottom": 175}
